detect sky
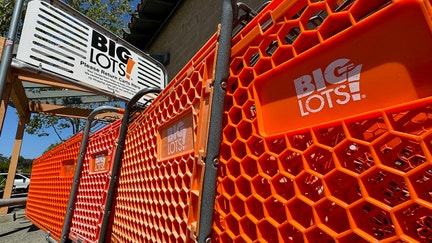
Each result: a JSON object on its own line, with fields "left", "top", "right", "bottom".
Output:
{"left": 0, "top": 108, "right": 62, "bottom": 159}
{"left": 0, "top": 0, "right": 142, "bottom": 159}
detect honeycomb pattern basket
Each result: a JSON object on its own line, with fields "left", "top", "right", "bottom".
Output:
{"left": 26, "top": 133, "right": 82, "bottom": 241}
{"left": 68, "top": 119, "right": 122, "bottom": 242}
{"left": 108, "top": 34, "right": 218, "bottom": 242}
{"left": 25, "top": 33, "right": 218, "bottom": 242}
{"left": 212, "top": 0, "right": 432, "bottom": 242}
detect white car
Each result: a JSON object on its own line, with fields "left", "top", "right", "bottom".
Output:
{"left": 0, "top": 173, "right": 31, "bottom": 192}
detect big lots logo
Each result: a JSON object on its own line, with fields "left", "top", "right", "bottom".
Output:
{"left": 294, "top": 58, "right": 363, "bottom": 116}
{"left": 167, "top": 121, "right": 187, "bottom": 155}
{"left": 159, "top": 113, "right": 194, "bottom": 159}
{"left": 94, "top": 153, "right": 108, "bottom": 172}
{"left": 90, "top": 30, "right": 134, "bottom": 78}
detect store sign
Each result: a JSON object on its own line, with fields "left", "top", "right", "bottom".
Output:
{"left": 16, "top": 0, "right": 166, "bottom": 102}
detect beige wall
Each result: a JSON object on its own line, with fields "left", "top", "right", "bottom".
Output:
{"left": 147, "top": 0, "right": 268, "bottom": 81}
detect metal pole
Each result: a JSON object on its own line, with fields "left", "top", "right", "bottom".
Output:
{"left": 0, "top": 0, "right": 24, "bottom": 104}
{"left": 59, "top": 106, "right": 124, "bottom": 243}
{"left": 197, "top": 0, "right": 234, "bottom": 242}
{"left": 0, "top": 197, "right": 27, "bottom": 207}
{"left": 46, "top": 232, "right": 59, "bottom": 243}
{"left": 98, "top": 87, "right": 162, "bottom": 243}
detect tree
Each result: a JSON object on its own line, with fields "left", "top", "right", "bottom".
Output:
{"left": 0, "top": 0, "right": 15, "bottom": 36}
{"left": 0, "top": 154, "right": 34, "bottom": 173}
{"left": 0, "top": 153, "right": 8, "bottom": 163}
{"left": 43, "top": 141, "right": 63, "bottom": 153}
{"left": 17, "top": 155, "right": 33, "bottom": 172}
{"left": 25, "top": 111, "right": 84, "bottom": 141}
{"left": 0, "top": 0, "right": 132, "bottom": 36}
{"left": 0, "top": 154, "right": 9, "bottom": 173}
{"left": 66, "top": 0, "right": 133, "bottom": 35}
{"left": 1, "top": 0, "right": 133, "bottom": 144}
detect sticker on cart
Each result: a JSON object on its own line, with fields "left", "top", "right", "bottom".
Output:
{"left": 294, "top": 58, "right": 363, "bottom": 117}
{"left": 158, "top": 111, "right": 195, "bottom": 161}
{"left": 90, "top": 152, "right": 110, "bottom": 173}
{"left": 60, "top": 159, "right": 75, "bottom": 177}
{"left": 253, "top": 3, "right": 432, "bottom": 136}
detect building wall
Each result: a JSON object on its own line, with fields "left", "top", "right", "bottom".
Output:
{"left": 147, "top": 0, "right": 268, "bottom": 81}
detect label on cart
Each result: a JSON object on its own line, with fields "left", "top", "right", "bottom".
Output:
{"left": 60, "top": 159, "right": 75, "bottom": 177}
{"left": 90, "top": 152, "right": 110, "bottom": 173}
{"left": 158, "top": 111, "right": 195, "bottom": 161}
{"left": 253, "top": 2, "right": 432, "bottom": 135}
{"left": 294, "top": 58, "right": 363, "bottom": 117}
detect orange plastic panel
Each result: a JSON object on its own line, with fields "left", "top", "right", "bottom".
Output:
{"left": 215, "top": 98, "right": 432, "bottom": 242}
{"left": 109, "top": 34, "right": 218, "bottom": 242}
{"left": 26, "top": 134, "right": 82, "bottom": 242}
{"left": 213, "top": 0, "right": 432, "bottom": 242}
{"left": 68, "top": 120, "right": 121, "bottom": 243}
{"left": 251, "top": 0, "right": 432, "bottom": 135}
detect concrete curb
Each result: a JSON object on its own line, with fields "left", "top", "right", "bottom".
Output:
{"left": 0, "top": 211, "right": 16, "bottom": 223}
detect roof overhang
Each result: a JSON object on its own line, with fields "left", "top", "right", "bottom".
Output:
{"left": 123, "top": 0, "right": 184, "bottom": 51}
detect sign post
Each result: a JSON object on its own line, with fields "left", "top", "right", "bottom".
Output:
{"left": 0, "top": 0, "right": 25, "bottom": 133}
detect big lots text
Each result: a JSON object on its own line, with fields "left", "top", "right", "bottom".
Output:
{"left": 293, "top": 58, "right": 363, "bottom": 116}
{"left": 90, "top": 30, "right": 131, "bottom": 77}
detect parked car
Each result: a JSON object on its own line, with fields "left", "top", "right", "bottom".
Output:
{"left": 0, "top": 173, "right": 31, "bottom": 192}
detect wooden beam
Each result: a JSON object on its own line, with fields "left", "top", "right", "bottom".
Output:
{"left": 10, "top": 79, "right": 120, "bottom": 120}
{"left": 0, "top": 37, "right": 4, "bottom": 58}
{"left": 9, "top": 76, "right": 29, "bottom": 117}
{"left": 14, "top": 69, "right": 91, "bottom": 92}
{"left": 0, "top": 37, "right": 12, "bottom": 134}
{"left": 28, "top": 102, "right": 122, "bottom": 120}
{"left": 0, "top": 76, "right": 12, "bottom": 134}
{"left": 28, "top": 102, "right": 92, "bottom": 118}
{"left": 0, "top": 114, "right": 29, "bottom": 215}
{"left": 26, "top": 89, "right": 102, "bottom": 99}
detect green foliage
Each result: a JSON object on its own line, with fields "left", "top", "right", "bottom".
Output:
{"left": 0, "top": 154, "right": 34, "bottom": 173}
{"left": 0, "top": 0, "right": 21, "bottom": 37}
{"left": 65, "top": 0, "right": 133, "bottom": 35}
{"left": 0, "top": 153, "right": 8, "bottom": 163}
{"left": 0, "top": 162, "right": 9, "bottom": 173}
{"left": 0, "top": 0, "right": 132, "bottom": 37}
{"left": 18, "top": 155, "right": 33, "bottom": 171}
{"left": 43, "top": 141, "right": 63, "bottom": 153}
{"left": 25, "top": 113, "right": 85, "bottom": 141}
{"left": 0, "top": 178, "right": 5, "bottom": 190}
{"left": 0, "top": 154, "right": 9, "bottom": 174}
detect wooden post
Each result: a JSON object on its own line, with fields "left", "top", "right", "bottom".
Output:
{"left": 0, "top": 114, "right": 29, "bottom": 215}
{"left": 0, "top": 37, "right": 4, "bottom": 56}
{"left": 0, "top": 81, "right": 12, "bottom": 134}
{"left": 0, "top": 36, "right": 9, "bottom": 135}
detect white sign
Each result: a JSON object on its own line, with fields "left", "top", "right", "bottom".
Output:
{"left": 16, "top": 0, "right": 166, "bottom": 102}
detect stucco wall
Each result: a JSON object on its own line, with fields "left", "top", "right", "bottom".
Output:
{"left": 147, "top": 0, "right": 268, "bottom": 81}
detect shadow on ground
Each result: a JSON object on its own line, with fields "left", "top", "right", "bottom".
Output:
{"left": 0, "top": 204, "right": 46, "bottom": 243}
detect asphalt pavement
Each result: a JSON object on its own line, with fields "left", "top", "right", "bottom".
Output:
{"left": 0, "top": 205, "right": 46, "bottom": 243}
